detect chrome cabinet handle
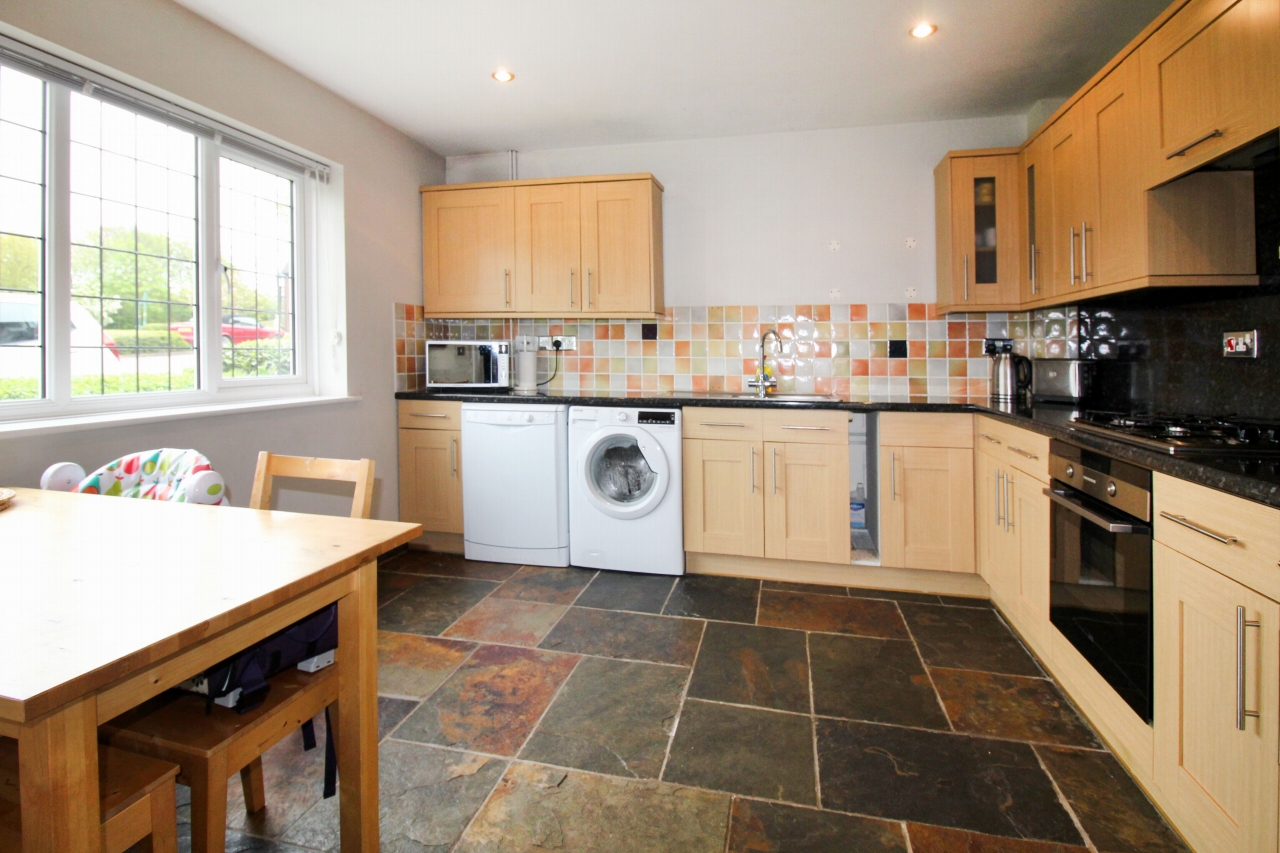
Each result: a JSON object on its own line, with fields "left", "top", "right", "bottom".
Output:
{"left": 1159, "top": 512, "right": 1239, "bottom": 545}
{"left": 780, "top": 425, "right": 830, "bottom": 431}
{"left": 410, "top": 412, "right": 449, "bottom": 418}
{"left": 587, "top": 269, "right": 593, "bottom": 308}
{"left": 504, "top": 269, "right": 510, "bottom": 306}
{"left": 1168, "top": 128, "right": 1223, "bottom": 160}
{"left": 1238, "top": 606, "right": 1262, "bottom": 730}
{"left": 1008, "top": 446, "right": 1039, "bottom": 460}
{"left": 1069, "top": 227, "right": 1078, "bottom": 285}
{"left": 1004, "top": 473, "right": 1014, "bottom": 533}
{"left": 963, "top": 254, "right": 969, "bottom": 301}
{"left": 979, "top": 433, "right": 1002, "bottom": 445}
{"left": 1030, "top": 244, "right": 1037, "bottom": 295}
{"left": 750, "top": 446, "right": 756, "bottom": 493}
{"left": 772, "top": 447, "right": 779, "bottom": 495}
{"left": 996, "top": 468, "right": 1005, "bottom": 527}
{"left": 1045, "top": 488, "right": 1149, "bottom": 534}
{"left": 1080, "top": 221, "right": 1090, "bottom": 284}
{"left": 700, "top": 422, "right": 746, "bottom": 428}
{"left": 450, "top": 436, "right": 457, "bottom": 477}
{"left": 569, "top": 268, "right": 574, "bottom": 307}
{"left": 890, "top": 452, "right": 897, "bottom": 501}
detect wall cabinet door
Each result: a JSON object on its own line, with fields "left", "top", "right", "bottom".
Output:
{"left": 1046, "top": 105, "right": 1095, "bottom": 299}
{"left": 398, "top": 428, "right": 463, "bottom": 534}
{"left": 1142, "top": 0, "right": 1280, "bottom": 187}
{"left": 422, "top": 187, "right": 516, "bottom": 313}
{"left": 683, "top": 438, "right": 765, "bottom": 557}
{"left": 581, "top": 180, "right": 655, "bottom": 313}
{"left": 764, "top": 441, "right": 850, "bottom": 564}
{"left": 515, "top": 183, "right": 581, "bottom": 314}
{"left": 880, "top": 445, "right": 975, "bottom": 573}
{"left": 1019, "top": 133, "right": 1054, "bottom": 304}
{"left": 1006, "top": 467, "right": 1051, "bottom": 648}
{"left": 1153, "top": 542, "right": 1279, "bottom": 853}
{"left": 1085, "top": 51, "right": 1147, "bottom": 289}
{"left": 937, "top": 154, "right": 1021, "bottom": 310}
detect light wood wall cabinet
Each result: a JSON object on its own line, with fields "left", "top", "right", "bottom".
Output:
{"left": 422, "top": 174, "right": 664, "bottom": 318}
{"left": 935, "top": 150, "right": 1022, "bottom": 312}
{"left": 938, "top": 0, "right": 1268, "bottom": 313}
{"left": 397, "top": 401, "right": 463, "bottom": 535}
{"left": 683, "top": 408, "right": 850, "bottom": 565}
{"left": 878, "top": 413, "right": 974, "bottom": 573}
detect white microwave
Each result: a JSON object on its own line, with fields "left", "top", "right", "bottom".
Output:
{"left": 426, "top": 341, "right": 511, "bottom": 388}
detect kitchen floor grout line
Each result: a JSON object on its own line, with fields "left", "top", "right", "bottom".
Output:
{"left": 658, "top": 618, "right": 708, "bottom": 783}
{"left": 1031, "top": 744, "right": 1100, "bottom": 853}
{"left": 898, "top": 600, "right": 956, "bottom": 733}
{"left": 805, "top": 631, "right": 823, "bottom": 808}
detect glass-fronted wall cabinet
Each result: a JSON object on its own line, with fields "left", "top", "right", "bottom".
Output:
{"left": 934, "top": 149, "right": 1022, "bottom": 313}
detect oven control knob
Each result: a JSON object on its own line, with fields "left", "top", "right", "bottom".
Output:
{"left": 1065, "top": 464, "right": 1075, "bottom": 479}
{"left": 618, "top": 411, "right": 629, "bottom": 422}
{"left": 1107, "top": 481, "right": 1117, "bottom": 497}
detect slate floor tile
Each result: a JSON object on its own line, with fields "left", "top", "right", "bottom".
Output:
{"left": 574, "top": 570, "right": 677, "bottom": 613}
{"left": 816, "top": 719, "right": 1082, "bottom": 844}
{"left": 758, "top": 590, "right": 909, "bottom": 639}
{"left": 846, "top": 586, "right": 941, "bottom": 604}
{"left": 442, "top": 597, "right": 568, "bottom": 646}
{"left": 931, "top": 669, "right": 1101, "bottom": 748}
{"left": 493, "top": 565, "right": 597, "bottom": 604}
{"left": 376, "top": 575, "right": 500, "bottom": 636}
{"left": 279, "top": 741, "right": 507, "bottom": 852}
{"left": 455, "top": 761, "right": 731, "bottom": 853}
{"left": 378, "top": 696, "right": 418, "bottom": 741}
{"left": 687, "top": 622, "right": 810, "bottom": 713}
{"left": 394, "top": 644, "right": 579, "bottom": 755}
{"left": 220, "top": 709, "right": 329, "bottom": 838}
{"left": 377, "top": 631, "right": 476, "bottom": 698}
{"left": 663, "top": 575, "right": 761, "bottom": 623}
{"left": 383, "top": 549, "right": 523, "bottom": 581}
{"left": 901, "top": 603, "right": 1042, "bottom": 676}
{"left": 664, "top": 699, "right": 817, "bottom": 805}
{"left": 540, "top": 606, "right": 704, "bottom": 666}
{"left": 809, "top": 633, "right": 948, "bottom": 729}
{"left": 762, "top": 580, "right": 847, "bottom": 597}
{"left": 177, "top": 827, "right": 310, "bottom": 853}
{"left": 908, "top": 823, "right": 1089, "bottom": 852}
{"left": 519, "top": 657, "right": 687, "bottom": 779}
{"left": 1035, "top": 746, "right": 1190, "bottom": 853}
{"left": 728, "top": 799, "right": 908, "bottom": 853}
{"left": 376, "top": 570, "right": 422, "bottom": 607}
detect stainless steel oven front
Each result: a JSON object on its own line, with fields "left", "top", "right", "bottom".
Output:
{"left": 1046, "top": 439, "right": 1154, "bottom": 723}
{"left": 426, "top": 341, "right": 511, "bottom": 388}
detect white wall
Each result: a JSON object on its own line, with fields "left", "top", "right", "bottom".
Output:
{"left": 447, "top": 115, "right": 1026, "bottom": 307}
{"left": 0, "top": 0, "right": 444, "bottom": 518}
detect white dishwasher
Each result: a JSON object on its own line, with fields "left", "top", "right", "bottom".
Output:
{"left": 461, "top": 403, "right": 569, "bottom": 566}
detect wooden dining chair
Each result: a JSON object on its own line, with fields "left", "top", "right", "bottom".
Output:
{"left": 102, "top": 452, "right": 375, "bottom": 853}
{"left": 0, "top": 739, "right": 180, "bottom": 853}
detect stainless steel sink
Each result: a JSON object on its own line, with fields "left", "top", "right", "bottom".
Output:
{"left": 707, "top": 392, "right": 841, "bottom": 403}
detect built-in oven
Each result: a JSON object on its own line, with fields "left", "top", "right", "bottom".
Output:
{"left": 1046, "top": 440, "right": 1153, "bottom": 723}
{"left": 426, "top": 341, "right": 511, "bottom": 388}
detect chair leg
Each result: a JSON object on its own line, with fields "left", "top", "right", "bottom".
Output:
{"left": 188, "top": 754, "right": 229, "bottom": 853}
{"left": 147, "top": 779, "right": 178, "bottom": 853}
{"left": 239, "top": 757, "right": 267, "bottom": 814}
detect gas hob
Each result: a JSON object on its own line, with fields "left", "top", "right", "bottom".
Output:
{"left": 1070, "top": 411, "right": 1280, "bottom": 456}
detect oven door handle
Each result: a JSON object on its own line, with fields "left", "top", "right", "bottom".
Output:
{"left": 1044, "top": 488, "right": 1149, "bottom": 534}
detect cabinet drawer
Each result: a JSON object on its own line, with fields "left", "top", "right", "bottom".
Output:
{"left": 683, "top": 407, "right": 764, "bottom": 441}
{"left": 763, "top": 409, "right": 849, "bottom": 445}
{"left": 398, "top": 400, "right": 463, "bottom": 430}
{"left": 879, "top": 412, "right": 974, "bottom": 448}
{"left": 1154, "top": 472, "right": 1280, "bottom": 596}
{"left": 975, "top": 416, "right": 1051, "bottom": 483}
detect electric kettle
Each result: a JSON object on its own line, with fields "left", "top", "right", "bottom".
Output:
{"left": 985, "top": 339, "right": 1031, "bottom": 401}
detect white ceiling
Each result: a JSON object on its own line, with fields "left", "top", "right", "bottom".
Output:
{"left": 174, "top": 0, "right": 1169, "bottom": 158}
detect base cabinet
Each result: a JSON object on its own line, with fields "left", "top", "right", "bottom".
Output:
{"left": 398, "top": 429, "right": 463, "bottom": 534}
{"left": 764, "top": 441, "right": 850, "bottom": 564}
{"left": 880, "top": 445, "right": 975, "bottom": 573}
{"left": 682, "top": 438, "right": 765, "bottom": 558}
{"left": 1153, "top": 541, "right": 1279, "bottom": 853}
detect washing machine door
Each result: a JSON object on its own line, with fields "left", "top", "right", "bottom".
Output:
{"left": 580, "top": 426, "right": 670, "bottom": 520}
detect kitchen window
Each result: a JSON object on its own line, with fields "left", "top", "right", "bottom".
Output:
{"left": 0, "top": 37, "right": 340, "bottom": 429}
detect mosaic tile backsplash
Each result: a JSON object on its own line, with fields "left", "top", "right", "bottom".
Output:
{"left": 394, "top": 303, "right": 1080, "bottom": 400}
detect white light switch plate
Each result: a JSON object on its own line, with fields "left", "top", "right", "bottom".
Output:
{"left": 1223, "top": 331, "right": 1259, "bottom": 358}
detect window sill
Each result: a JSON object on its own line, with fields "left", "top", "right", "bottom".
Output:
{"left": 0, "top": 395, "right": 362, "bottom": 440}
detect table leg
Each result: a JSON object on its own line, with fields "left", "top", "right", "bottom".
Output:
{"left": 336, "top": 559, "right": 378, "bottom": 852}
{"left": 18, "top": 695, "right": 99, "bottom": 853}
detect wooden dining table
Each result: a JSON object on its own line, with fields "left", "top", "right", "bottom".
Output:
{"left": 0, "top": 487, "right": 420, "bottom": 852}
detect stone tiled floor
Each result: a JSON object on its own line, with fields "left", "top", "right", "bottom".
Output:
{"left": 178, "top": 552, "right": 1191, "bottom": 852}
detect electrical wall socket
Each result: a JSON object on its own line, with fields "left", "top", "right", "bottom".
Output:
{"left": 537, "top": 336, "right": 577, "bottom": 351}
{"left": 1223, "top": 331, "right": 1258, "bottom": 358}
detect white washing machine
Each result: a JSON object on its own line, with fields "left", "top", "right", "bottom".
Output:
{"left": 568, "top": 406, "right": 684, "bottom": 575}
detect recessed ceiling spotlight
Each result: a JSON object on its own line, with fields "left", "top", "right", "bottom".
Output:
{"left": 911, "top": 22, "right": 937, "bottom": 38}
{"left": 492, "top": 68, "right": 515, "bottom": 83}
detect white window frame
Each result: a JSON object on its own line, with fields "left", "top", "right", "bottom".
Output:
{"left": 0, "top": 41, "right": 345, "bottom": 432}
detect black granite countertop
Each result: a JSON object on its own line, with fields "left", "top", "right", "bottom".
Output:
{"left": 395, "top": 389, "right": 1280, "bottom": 509}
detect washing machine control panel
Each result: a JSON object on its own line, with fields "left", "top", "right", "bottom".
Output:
{"left": 637, "top": 411, "right": 676, "bottom": 425}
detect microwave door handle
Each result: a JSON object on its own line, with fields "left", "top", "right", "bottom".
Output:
{"left": 1043, "top": 488, "right": 1149, "bottom": 534}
